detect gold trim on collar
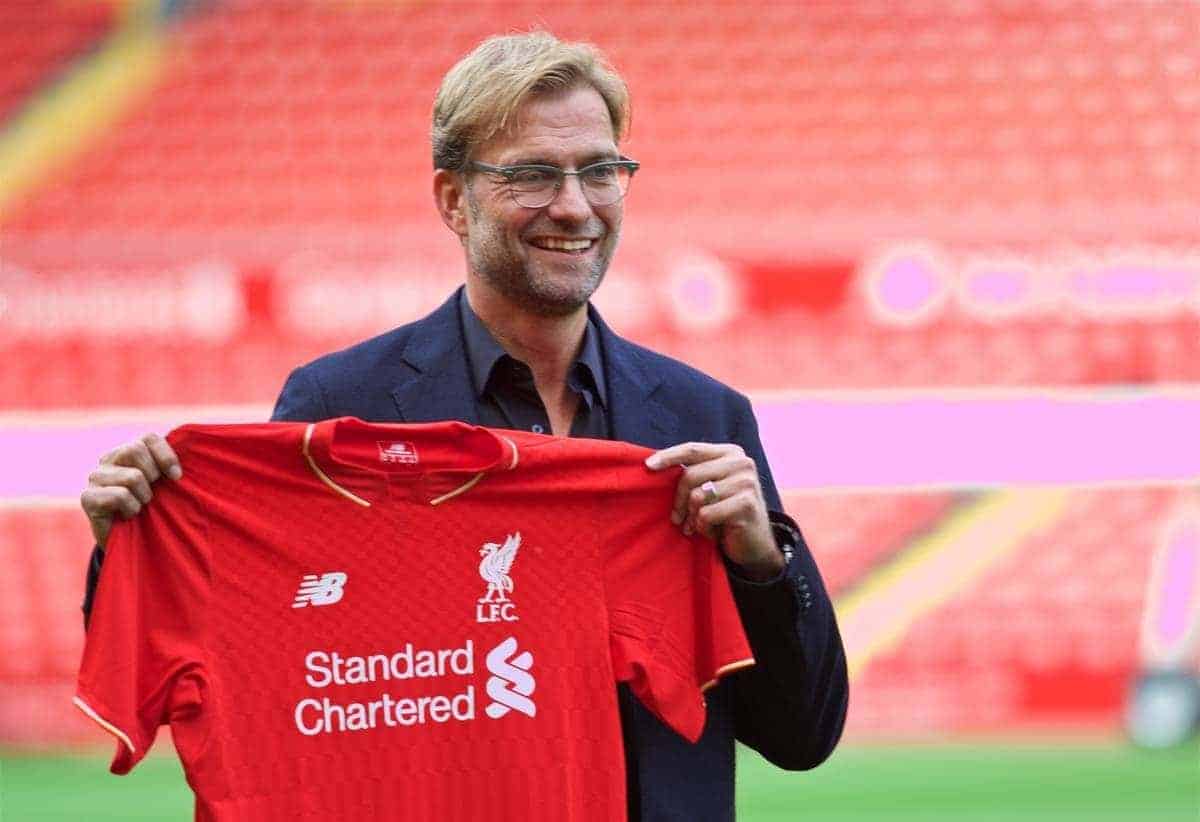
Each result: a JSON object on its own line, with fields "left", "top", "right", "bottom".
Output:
{"left": 302, "top": 424, "right": 371, "bottom": 507}
{"left": 500, "top": 435, "right": 519, "bottom": 470}
{"left": 430, "top": 471, "right": 485, "bottom": 506}
{"left": 303, "top": 424, "right": 519, "bottom": 507}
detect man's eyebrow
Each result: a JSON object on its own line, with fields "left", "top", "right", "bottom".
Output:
{"left": 501, "top": 157, "right": 558, "bottom": 167}
{"left": 501, "top": 152, "right": 622, "bottom": 168}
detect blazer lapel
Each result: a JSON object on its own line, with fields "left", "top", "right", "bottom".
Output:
{"left": 389, "top": 293, "right": 680, "bottom": 442}
{"left": 591, "top": 306, "right": 679, "bottom": 450}
{"left": 390, "top": 288, "right": 481, "bottom": 425}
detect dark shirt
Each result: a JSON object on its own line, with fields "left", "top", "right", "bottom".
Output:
{"left": 459, "top": 295, "right": 609, "bottom": 439}
{"left": 460, "top": 296, "right": 652, "bottom": 813}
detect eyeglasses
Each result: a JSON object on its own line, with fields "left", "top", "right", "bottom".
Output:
{"left": 470, "top": 159, "right": 640, "bottom": 209}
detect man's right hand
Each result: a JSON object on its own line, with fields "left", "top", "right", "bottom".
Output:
{"left": 80, "top": 433, "right": 182, "bottom": 549}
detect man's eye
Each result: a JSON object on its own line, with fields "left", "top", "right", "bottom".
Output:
{"left": 509, "top": 169, "right": 556, "bottom": 186}
{"left": 583, "top": 165, "right": 618, "bottom": 182}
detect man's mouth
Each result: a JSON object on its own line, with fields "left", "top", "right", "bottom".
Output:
{"left": 527, "top": 237, "right": 596, "bottom": 254}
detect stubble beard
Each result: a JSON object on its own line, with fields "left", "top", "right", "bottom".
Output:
{"left": 466, "top": 195, "right": 617, "bottom": 318}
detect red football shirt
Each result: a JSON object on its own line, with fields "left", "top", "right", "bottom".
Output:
{"left": 77, "top": 418, "right": 755, "bottom": 821}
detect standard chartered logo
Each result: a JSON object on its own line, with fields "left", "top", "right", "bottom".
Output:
{"left": 293, "top": 636, "right": 536, "bottom": 736}
{"left": 485, "top": 637, "right": 536, "bottom": 718}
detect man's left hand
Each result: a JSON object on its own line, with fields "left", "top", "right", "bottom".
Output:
{"left": 645, "top": 442, "right": 785, "bottom": 582}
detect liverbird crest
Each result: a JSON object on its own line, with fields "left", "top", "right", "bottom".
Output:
{"left": 478, "top": 532, "right": 521, "bottom": 604}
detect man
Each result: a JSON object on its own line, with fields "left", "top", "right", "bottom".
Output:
{"left": 80, "top": 32, "right": 847, "bottom": 821}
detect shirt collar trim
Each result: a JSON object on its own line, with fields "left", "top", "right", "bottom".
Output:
{"left": 302, "top": 418, "right": 519, "bottom": 506}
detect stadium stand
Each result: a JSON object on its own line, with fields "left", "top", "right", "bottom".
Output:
{"left": 2, "top": 1, "right": 1197, "bottom": 407}
{"left": 1, "top": 1, "right": 1196, "bottom": 746}
{"left": 781, "top": 490, "right": 959, "bottom": 595}
{"left": 848, "top": 487, "right": 1184, "bottom": 736}
{"left": 0, "top": 1, "right": 117, "bottom": 123}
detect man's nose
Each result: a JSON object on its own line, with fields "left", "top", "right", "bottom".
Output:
{"left": 546, "top": 173, "right": 593, "bottom": 222}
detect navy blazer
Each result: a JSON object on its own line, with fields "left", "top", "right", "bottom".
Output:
{"left": 272, "top": 289, "right": 848, "bottom": 821}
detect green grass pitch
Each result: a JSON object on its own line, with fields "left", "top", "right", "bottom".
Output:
{"left": 1, "top": 742, "right": 1196, "bottom": 820}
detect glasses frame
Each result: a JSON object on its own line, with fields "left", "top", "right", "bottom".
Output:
{"left": 469, "top": 158, "right": 640, "bottom": 208}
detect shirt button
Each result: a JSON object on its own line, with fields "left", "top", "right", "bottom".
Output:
{"left": 531, "top": 424, "right": 544, "bottom": 434}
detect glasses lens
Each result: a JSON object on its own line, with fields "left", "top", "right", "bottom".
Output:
{"left": 503, "top": 163, "right": 635, "bottom": 208}
{"left": 508, "top": 168, "right": 558, "bottom": 208}
{"left": 580, "top": 164, "right": 632, "bottom": 207}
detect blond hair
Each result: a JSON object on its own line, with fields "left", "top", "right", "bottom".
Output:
{"left": 432, "top": 31, "right": 630, "bottom": 171}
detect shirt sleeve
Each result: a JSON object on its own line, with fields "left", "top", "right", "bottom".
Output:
{"left": 74, "top": 470, "right": 209, "bottom": 774}
{"left": 601, "top": 462, "right": 755, "bottom": 744}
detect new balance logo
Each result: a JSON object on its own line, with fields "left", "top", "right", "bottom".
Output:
{"left": 377, "top": 441, "right": 418, "bottom": 465}
{"left": 292, "top": 572, "right": 348, "bottom": 608}
{"left": 484, "top": 636, "right": 535, "bottom": 719}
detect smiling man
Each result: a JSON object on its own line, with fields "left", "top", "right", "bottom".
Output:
{"left": 451, "top": 88, "right": 628, "bottom": 317}
{"left": 80, "top": 32, "right": 847, "bottom": 821}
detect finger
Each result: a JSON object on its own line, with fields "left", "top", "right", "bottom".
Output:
{"left": 80, "top": 484, "right": 144, "bottom": 548}
{"left": 81, "top": 485, "right": 143, "bottom": 521}
{"left": 103, "top": 440, "right": 160, "bottom": 483}
{"left": 693, "top": 490, "right": 757, "bottom": 539}
{"left": 141, "top": 433, "right": 182, "bottom": 480}
{"left": 672, "top": 458, "right": 734, "bottom": 523}
{"left": 645, "top": 441, "right": 738, "bottom": 471}
{"left": 88, "top": 464, "right": 154, "bottom": 504}
{"left": 685, "top": 473, "right": 765, "bottom": 536}
{"left": 676, "top": 456, "right": 758, "bottom": 525}
{"left": 689, "top": 476, "right": 731, "bottom": 510}
{"left": 683, "top": 477, "right": 734, "bottom": 535}
{"left": 102, "top": 441, "right": 162, "bottom": 494}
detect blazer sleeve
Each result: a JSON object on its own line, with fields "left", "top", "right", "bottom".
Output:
{"left": 724, "top": 392, "right": 849, "bottom": 770}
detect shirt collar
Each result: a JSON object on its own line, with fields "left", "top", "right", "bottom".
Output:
{"left": 458, "top": 292, "right": 608, "bottom": 408}
{"left": 303, "top": 417, "right": 520, "bottom": 507}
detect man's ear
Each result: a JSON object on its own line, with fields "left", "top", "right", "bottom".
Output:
{"left": 433, "top": 168, "right": 469, "bottom": 239}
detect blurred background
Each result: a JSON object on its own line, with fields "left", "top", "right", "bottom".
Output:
{"left": 1, "top": 0, "right": 1197, "bottom": 819}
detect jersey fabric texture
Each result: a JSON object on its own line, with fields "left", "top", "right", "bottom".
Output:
{"left": 76, "top": 418, "right": 755, "bottom": 822}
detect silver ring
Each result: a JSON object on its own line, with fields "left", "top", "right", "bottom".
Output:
{"left": 701, "top": 480, "right": 720, "bottom": 505}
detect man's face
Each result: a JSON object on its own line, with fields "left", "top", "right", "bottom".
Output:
{"left": 462, "top": 85, "right": 623, "bottom": 317}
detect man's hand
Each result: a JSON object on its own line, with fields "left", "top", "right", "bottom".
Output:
{"left": 645, "top": 442, "right": 785, "bottom": 582}
{"left": 80, "top": 433, "right": 181, "bottom": 549}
